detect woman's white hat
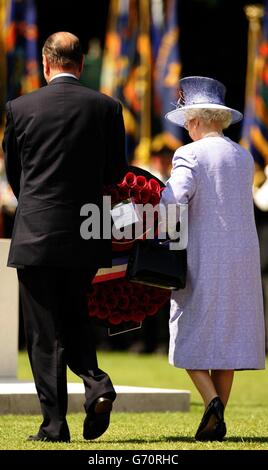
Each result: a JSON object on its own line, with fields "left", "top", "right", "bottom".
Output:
{"left": 165, "top": 76, "right": 243, "bottom": 127}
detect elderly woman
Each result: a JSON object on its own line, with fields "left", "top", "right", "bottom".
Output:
{"left": 161, "top": 76, "right": 265, "bottom": 441}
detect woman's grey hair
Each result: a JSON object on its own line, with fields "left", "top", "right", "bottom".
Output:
{"left": 184, "top": 108, "right": 232, "bottom": 129}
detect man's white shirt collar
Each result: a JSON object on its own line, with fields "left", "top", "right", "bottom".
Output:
{"left": 49, "top": 73, "right": 78, "bottom": 82}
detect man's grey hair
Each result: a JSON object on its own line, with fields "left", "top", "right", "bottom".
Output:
{"left": 42, "top": 32, "right": 83, "bottom": 69}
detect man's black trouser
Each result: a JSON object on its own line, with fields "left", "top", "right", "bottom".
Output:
{"left": 18, "top": 266, "right": 116, "bottom": 440}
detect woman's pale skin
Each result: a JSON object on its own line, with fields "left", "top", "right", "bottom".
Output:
{"left": 184, "top": 116, "right": 234, "bottom": 409}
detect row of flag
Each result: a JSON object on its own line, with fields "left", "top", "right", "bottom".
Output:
{"left": 0, "top": 0, "right": 268, "bottom": 181}
{"left": 0, "top": 0, "right": 183, "bottom": 164}
{"left": 100, "top": 0, "right": 182, "bottom": 165}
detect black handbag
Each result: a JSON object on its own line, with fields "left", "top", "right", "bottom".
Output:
{"left": 126, "top": 239, "right": 187, "bottom": 290}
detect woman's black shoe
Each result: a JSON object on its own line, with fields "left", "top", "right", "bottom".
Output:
{"left": 195, "top": 396, "right": 226, "bottom": 441}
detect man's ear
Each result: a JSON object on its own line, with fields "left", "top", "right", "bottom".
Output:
{"left": 78, "top": 55, "right": 85, "bottom": 75}
{"left": 42, "top": 54, "right": 50, "bottom": 79}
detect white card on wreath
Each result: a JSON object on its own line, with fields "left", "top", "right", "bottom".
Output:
{"left": 110, "top": 199, "right": 140, "bottom": 230}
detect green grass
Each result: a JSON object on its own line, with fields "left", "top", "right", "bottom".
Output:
{"left": 0, "top": 351, "right": 267, "bottom": 450}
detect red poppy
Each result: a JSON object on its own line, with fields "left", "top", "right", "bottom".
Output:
{"left": 129, "top": 187, "right": 141, "bottom": 202}
{"left": 109, "top": 313, "right": 123, "bottom": 324}
{"left": 139, "top": 187, "right": 151, "bottom": 204}
{"left": 97, "top": 306, "right": 110, "bottom": 320}
{"left": 117, "top": 295, "right": 129, "bottom": 310}
{"left": 136, "top": 175, "right": 148, "bottom": 189}
{"left": 120, "top": 172, "right": 137, "bottom": 188}
{"left": 148, "top": 178, "right": 160, "bottom": 194}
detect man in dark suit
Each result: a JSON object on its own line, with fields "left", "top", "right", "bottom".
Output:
{"left": 2, "top": 32, "right": 127, "bottom": 442}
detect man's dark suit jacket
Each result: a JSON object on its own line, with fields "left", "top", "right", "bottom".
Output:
{"left": 2, "top": 76, "right": 127, "bottom": 268}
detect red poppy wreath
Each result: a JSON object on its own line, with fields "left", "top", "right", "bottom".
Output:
{"left": 87, "top": 166, "right": 170, "bottom": 327}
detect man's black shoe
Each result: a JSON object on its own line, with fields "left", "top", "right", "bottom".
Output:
{"left": 83, "top": 397, "right": 113, "bottom": 440}
{"left": 27, "top": 434, "right": 70, "bottom": 443}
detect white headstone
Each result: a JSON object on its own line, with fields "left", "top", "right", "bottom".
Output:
{"left": 0, "top": 239, "right": 18, "bottom": 378}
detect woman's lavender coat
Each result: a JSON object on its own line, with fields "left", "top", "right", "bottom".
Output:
{"left": 161, "top": 136, "right": 265, "bottom": 369}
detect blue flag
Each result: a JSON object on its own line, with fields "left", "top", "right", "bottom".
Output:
{"left": 101, "top": 0, "right": 138, "bottom": 160}
{"left": 153, "top": 0, "right": 183, "bottom": 152}
{"left": 6, "top": 0, "right": 40, "bottom": 100}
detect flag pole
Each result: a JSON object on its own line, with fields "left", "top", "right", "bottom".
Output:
{"left": 0, "top": 0, "right": 8, "bottom": 237}
{"left": 241, "top": 4, "right": 263, "bottom": 148}
{"left": 100, "top": 0, "right": 119, "bottom": 97}
{"left": 0, "top": 0, "right": 8, "bottom": 129}
{"left": 243, "top": 4, "right": 265, "bottom": 190}
{"left": 134, "top": 0, "right": 151, "bottom": 168}
{"left": 244, "top": 4, "right": 263, "bottom": 106}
